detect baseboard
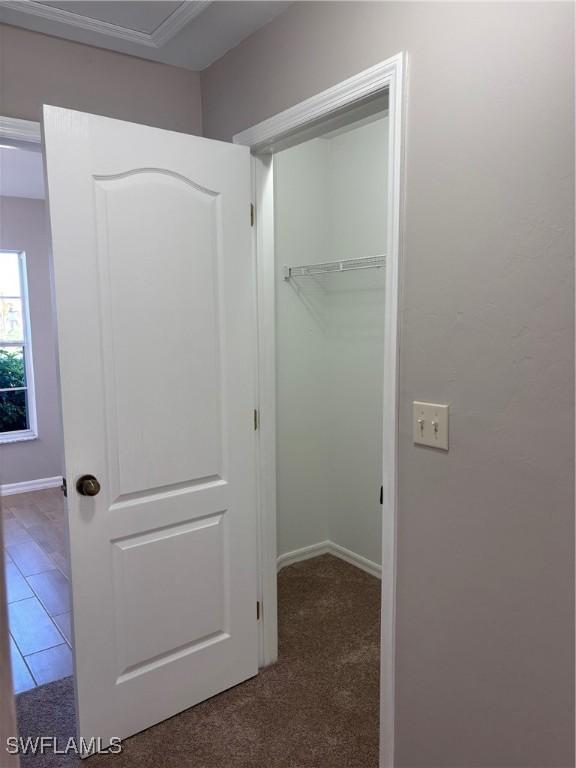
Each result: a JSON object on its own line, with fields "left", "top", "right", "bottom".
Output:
{"left": 277, "top": 540, "right": 381, "bottom": 579}
{"left": 277, "top": 541, "right": 332, "bottom": 571}
{"left": 328, "top": 541, "right": 382, "bottom": 579}
{"left": 0, "top": 475, "right": 63, "bottom": 497}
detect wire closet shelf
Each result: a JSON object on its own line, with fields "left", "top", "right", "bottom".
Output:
{"left": 283, "top": 254, "right": 386, "bottom": 280}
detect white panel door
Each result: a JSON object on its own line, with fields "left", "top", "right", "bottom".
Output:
{"left": 43, "top": 106, "right": 258, "bottom": 750}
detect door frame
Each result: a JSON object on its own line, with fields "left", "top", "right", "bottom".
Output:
{"left": 0, "top": 72, "right": 406, "bottom": 760}
{"left": 233, "top": 52, "right": 406, "bottom": 768}
{"left": 0, "top": 115, "right": 42, "bottom": 766}
{"left": 0, "top": 116, "right": 41, "bottom": 144}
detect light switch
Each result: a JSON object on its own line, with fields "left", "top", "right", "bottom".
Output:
{"left": 413, "top": 401, "right": 449, "bottom": 450}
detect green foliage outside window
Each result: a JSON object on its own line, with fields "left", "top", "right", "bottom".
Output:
{"left": 0, "top": 348, "right": 28, "bottom": 432}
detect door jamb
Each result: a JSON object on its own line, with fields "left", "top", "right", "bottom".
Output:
{"left": 234, "top": 52, "right": 406, "bottom": 768}
{"left": 0, "top": 114, "right": 42, "bottom": 767}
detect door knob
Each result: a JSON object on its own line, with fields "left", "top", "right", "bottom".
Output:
{"left": 76, "top": 474, "right": 101, "bottom": 497}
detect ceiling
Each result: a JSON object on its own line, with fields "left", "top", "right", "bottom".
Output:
{"left": 41, "top": 2, "right": 186, "bottom": 35}
{"left": 0, "top": 143, "right": 45, "bottom": 200}
{"left": 0, "top": 1, "right": 292, "bottom": 70}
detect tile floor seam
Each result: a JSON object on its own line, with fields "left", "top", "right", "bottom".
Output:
{"left": 4, "top": 489, "right": 71, "bottom": 692}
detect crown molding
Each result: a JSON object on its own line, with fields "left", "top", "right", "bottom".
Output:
{"left": 151, "top": 1, "right": 210, "bottom": 47}
{"left": 0, "top": 0, "right": 211, "bottom": 49}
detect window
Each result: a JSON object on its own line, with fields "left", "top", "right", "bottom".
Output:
{"left": 0, "top": 251, "right": 37, "bottom": 442}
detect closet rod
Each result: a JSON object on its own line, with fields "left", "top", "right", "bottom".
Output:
{"left": 283, "top": 254, "right": 385, "bottom": 280}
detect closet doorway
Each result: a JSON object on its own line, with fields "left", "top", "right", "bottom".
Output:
{"left": 274, "top": 111, "right": 388, "bottom": 578}
{"left": 235, "top": 54, "right": 404, "bottom": 765}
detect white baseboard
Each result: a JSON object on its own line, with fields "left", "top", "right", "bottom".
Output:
{"left": 0, "top": 475, "right": 63, "bottom": 497}
{"left": 328, "top": 541, "right": 382, "bottom": 579}
{"left": 277, "top": 540, "right": 332, "bottom": 571}
{"left": 277, "top": 540, "right": 381, "bottom": 579}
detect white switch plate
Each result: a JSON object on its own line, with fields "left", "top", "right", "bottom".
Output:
{"left": 413, "top": 401, "right": 449, "bottom": 450}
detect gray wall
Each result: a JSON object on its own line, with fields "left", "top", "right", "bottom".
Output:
{"left": 0, "top": 196, "right": 63, "bottom": 485}
{"left": 202, "top": 3, "right": 575, "bottom": 766}
{"left": 0, "top": 23, "right": 202, "bottom": 134}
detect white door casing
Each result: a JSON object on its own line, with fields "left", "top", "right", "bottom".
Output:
{"left": 43, "top": 106, "right": 258, "bottom": 749}
{"left": 234, "top": 52, "right": 405, "bottom": 768}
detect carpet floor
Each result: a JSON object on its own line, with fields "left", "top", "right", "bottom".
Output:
{"left": 15, "top": 554, "right": 381, "bottom": 768}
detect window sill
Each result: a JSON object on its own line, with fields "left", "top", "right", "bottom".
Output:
{"left": 0, "top": 429, "right": 38, "bottom": 445}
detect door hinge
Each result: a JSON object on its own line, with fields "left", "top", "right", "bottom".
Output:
{"left": 254, "top": 408, "right": 259, "bottom": 431}
{"left": 257, "top": 601, "right": 261, "bottom": 620}
{"left": 379, "top": 485, "right": 383, "bottom": 505}
{"left": 250, "top": 203, "right": 255, "bottom": 227}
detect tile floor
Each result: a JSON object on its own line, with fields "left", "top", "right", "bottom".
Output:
{"left": 2, "top": 487, "right": 72, "bottom": 692}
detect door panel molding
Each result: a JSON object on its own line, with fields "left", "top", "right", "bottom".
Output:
{"left": 93, "top": 166, "right": 219, "bottom": 197}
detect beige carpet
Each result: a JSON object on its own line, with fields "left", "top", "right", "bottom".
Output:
{"left": 16, "top": 554, "right": 381, "bottom": 768}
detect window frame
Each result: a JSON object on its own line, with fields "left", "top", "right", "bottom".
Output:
{"left": 0, "top": 250, "right": 37, "bottom": 443}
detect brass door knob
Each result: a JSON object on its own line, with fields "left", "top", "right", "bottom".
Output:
{"left": 76, "top": 474, "right": 101, "bottom": 497}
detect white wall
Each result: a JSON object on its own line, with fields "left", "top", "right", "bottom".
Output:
{"left": 275, "top": 116, "right": 388, "bottom": 565}
{"left": 275, "top": 137, "right": 333, "bottom": 556}
{"left": 325, "top": 118, "right": 388, "bottom": 565}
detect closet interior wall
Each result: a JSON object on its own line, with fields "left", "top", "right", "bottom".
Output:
{"left": 275, "top": 115, "right": 389, "bottom": 568}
